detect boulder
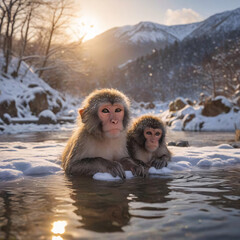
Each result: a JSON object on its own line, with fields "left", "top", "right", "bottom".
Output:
{"left": 145, "top": 102, "right": 155, "bottom": 109}
{"left": 201, "top": 97, "right": 231, "bottom": 117}
{"left": 51, "top": 98, "right": 63, "bottom": 114}
{"left": 2, "top": 113, "right": 11, "bottom": 125}
{"left": 28, "top": 88, "right": 49, "bottom": 116}
{"left": 38, "top": 110, "right": 57, "bottom": 124}
{"left": 168, "top": 140, "right": 189, "bottom": 147}
{"left": 176, "top": 140, "right": 189, "bottom": 147}
{"left": 183, "top": 114, "right": 196, "bottom": 129}
{"left": 0, "top": 97, "right": 18, "bottom": 118}
{"left": 169, "top": 98, "right": 187, "bottom": 112}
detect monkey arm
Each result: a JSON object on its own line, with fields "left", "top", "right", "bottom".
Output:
{"left": 119, "top": 157, "right": 148, "bottom": 177}
{"left": 67, "top": 157, "right": 126, "bottom": 179}
{"left": 150, "top": 143, "right": 171, "bottom": 169}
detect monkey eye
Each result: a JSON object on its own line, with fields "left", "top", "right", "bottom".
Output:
{"left": 146, "top": 131, "right": 152, "bottom": 135}
{"left": 102, "top": 108, "right": 109, "bottom": 113}
{"left": 115, "top": 108, "right": 122, "bottom": 113}
{"left": 155, "top": 132, "right": 161, "bottom": 136}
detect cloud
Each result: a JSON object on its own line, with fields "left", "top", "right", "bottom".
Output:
{"left": 164, "top": 8, "right": 203, "bottom": 25}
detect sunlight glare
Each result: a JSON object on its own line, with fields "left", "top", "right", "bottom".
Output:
{"left": 51, "top": 220, "right": 67, "bottom": 234}
{"left": 80, "top": 16, "right": 99, "bottom": 41}
{"left": 69, "top": 15, "right": 100, "bottom": 42}
{"left": 52, "top": 236, "right": 63, "bottom": 240}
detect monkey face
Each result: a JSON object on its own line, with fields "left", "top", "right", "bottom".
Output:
{"left": 144, "top": 127, "right": 162, "bottom": 152}
{"left": 98, "top": 102, "right": 124, "bottom": 138}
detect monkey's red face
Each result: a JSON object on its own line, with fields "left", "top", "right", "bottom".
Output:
{"left": 144, "top": 127, "right": 162, "bottom": 152}
{"left": 98, "top": 103, "right": 125, "bottom": 138}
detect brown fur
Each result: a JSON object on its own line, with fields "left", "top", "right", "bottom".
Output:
{"left": 127, "top": 115, "right": 171, "bottom": 169}
{"left": 62, "top": 89, "right": 145, "bottom": 178}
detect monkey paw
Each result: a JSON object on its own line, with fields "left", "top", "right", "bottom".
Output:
{"left": 119, "top": 157, "right": 147, "bottom": 177}
{"left": 151, "top": 158, "right": 168, "bottom": 169}
{"left": 107, "top": 161, "right": 126, "bottom": 179}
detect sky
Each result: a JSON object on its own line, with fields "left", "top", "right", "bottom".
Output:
{"left": 73, "top": 0, "right": 240, "bottom": 41}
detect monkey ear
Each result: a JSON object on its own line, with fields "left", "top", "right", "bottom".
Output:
{"left": 78, "top": 108, "right": 85, "bottom": 118}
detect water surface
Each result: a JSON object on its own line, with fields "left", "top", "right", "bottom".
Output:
{"left": 0, "top": 168, "right": 240, "bottom": 240}
{"left": 0, "top": 130, "right": 239, "bottom": 239}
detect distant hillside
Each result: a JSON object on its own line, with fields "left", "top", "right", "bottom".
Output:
{"left": 83, "top": 8, "right": 240, "bottom": 69}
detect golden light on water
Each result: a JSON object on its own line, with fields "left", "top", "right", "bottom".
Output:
{"left": 52, "top": 236, "right": 63, "bottom": 240}
{"left": 51, "top": 220, "right": 67, "bottom": 235}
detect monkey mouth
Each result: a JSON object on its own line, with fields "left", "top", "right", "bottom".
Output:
{"left": 104, "top": 129, "right": 123, "bottom": 138}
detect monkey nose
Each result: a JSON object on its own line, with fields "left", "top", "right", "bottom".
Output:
{"left": 111, "top": 119, "right": 118, "bottom": 124}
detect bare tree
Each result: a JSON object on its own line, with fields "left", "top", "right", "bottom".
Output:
{"left": 37, "top": 0, "right": 74, "bottom": 77}
{"left": 12, "top": 0, "right": 42, "bottom": 77}
{"left": 1, "top": 0, "right": 24, "bottom": 74}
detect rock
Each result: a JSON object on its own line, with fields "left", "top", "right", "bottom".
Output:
{"left": 145, "top": 102, "right": 155, "bottom": 109}
{"left": 28, "top": 84, "right": 39, "bottom": 88}
{"left": 168, "top": 140, "right": 189, "bottom": 147}
{"left": 169, "top": 97, "right": 187, "bottom": 112}
{"left": 38, "top": 110, "right": 57, "bottom": 124}
{"left": 51, "top": 98, "right": 63, "bottom": 114}
{"left": 186, "top": 98, "right": 194, "bottom": 106}
{"left": 201, "top": 96, "right": 231, "bottom": 117}
{"left": 231, "top": 143, "right": 240, "bottom": 148}
{"left": 176, "top": 140, "right": 189, "bottom": 147}
{"left": 0, "top": 97, "right": 18, "bottom": 118}
{"left": 2, "top": 113, "right": 11, "bottom": 125}
{"left": 28, "top": 88, "right": 49, "bottom": 116}
{"left": 168, "top": 142, "right": 177, "bottom": 146}
{"left": 183, "top": 114, "right": 195, "bottom": 129}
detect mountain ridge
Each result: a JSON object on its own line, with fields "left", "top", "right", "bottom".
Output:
{"left": 83, "top": 7, "right": 240, "bottom": 68}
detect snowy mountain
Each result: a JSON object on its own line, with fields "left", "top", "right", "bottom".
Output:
{"left": 186, "top": 7, "right": 240, "bottom": 39}
{"left": 83, "top": 7, "right": 240, "bottom": 68}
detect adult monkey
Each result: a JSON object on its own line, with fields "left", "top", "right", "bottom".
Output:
{"left": 62, "top": 88, "right": 145, "bottom": 179}
{"left": 127, "top": 115, "right": 171, "bottom": 169}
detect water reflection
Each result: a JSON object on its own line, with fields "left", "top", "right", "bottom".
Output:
{"left": 51, "top": 220, "right": 67, "bottom": 234}
{"left": 68, "top": 176, "right": 171, "bottom": 233}
{"left": 0, "top": 167, "right": 240, "bottom": 239}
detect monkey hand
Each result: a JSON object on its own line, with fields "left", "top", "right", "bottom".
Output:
{"left": 150, "top": 156, "right": 168, "bottom": 169}
{"left": 119, "top": 157, "right": 147, "bottom": 177}
{"left": 106, "top": 160, "right": 126, "bottom": 179}
{"left": 133, "top": 159, "right": 150, "bottom": 168}
{"left": 70, "top": 157, "right": 126, "bottom": 179}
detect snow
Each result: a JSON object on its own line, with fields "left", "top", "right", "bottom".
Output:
{"left": 0, "top": 54, "right": 80, "bottom": 126}
{"left": 0, "top": 141, "right": 239, "bottom": 181}
{"left": 0, "top": 54, "right": 240, "bottom": 182}
{"left": 160, "top": 98, "right": 240, "bottom": 131}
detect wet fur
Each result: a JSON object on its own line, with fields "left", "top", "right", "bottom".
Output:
{"left": 127, "top": 115, "right": 171, "bottom": 168}
{"left": 62, "top": 89, "right": 144, "bottom": 178}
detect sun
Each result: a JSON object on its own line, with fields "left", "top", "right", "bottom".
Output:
{"left": 80, "top": 16, "right": 100, "bottom": 41}
{"left": 68, "top": 16, "right": 100, "bottom": 42}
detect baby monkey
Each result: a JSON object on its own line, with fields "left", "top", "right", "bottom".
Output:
{"left": 127, "top": 115, "right": 171, "bottom": 170}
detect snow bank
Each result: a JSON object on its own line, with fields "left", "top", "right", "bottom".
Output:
{"left": 0, "top": 55, "right": 81, "bottom": 133}
{"left": 0, "top": 141, "right": 239, "bottom": 181}
{"left": 161, "top": 96, "right": 240, "bottom": 131}
{"left": 0, "top": 141, "right": 64, "bottom": 180}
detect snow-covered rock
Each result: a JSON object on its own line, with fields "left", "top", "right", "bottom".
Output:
{"left": 38, "top": 110, "right": 57, "bottom": 124}
{"left": 162, "top": 96, "right": 240, "bottom": 131}
{"left": 0, "top": 55, "right": 79, "bottom": 131}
